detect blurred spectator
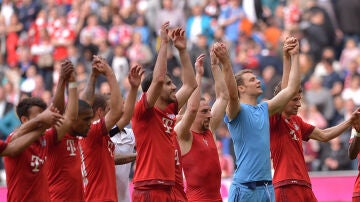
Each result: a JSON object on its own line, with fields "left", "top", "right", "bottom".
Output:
{"left": 6, "top": 14, "right": 23, "bottom": 68}
{"left": 341, "top": 73, "right": 360, "bottom": 106}
{"left": 127, "top": 32, "right": 153, "bottom": 67}
{"left": 0, "top": 85, "right": 14, "bottom": 139}
{"left": 301, "top": 8, "right": 334, "bottom": 62}
{"left": 261, "top": 65, "right": 281, "bottom": 100}
{"left": 133, "top": 15, "right": 151, "bottom": 46}
{"left": 305, "top": 75, "right": 334, "bottom": 123}
{"left": 31, "top": 28, "right": 54, "bottom": 90}
{"left": 51, "top": 15, "right": 76, "bottom": 62}
{"left": 111, "top": 45, "right": 130, "bottom": 84}
{"left": 319, "top": 136, "right": 352, "bottom": 171}
{"left": 189, "top": 34, "right": 212, "bottom": 79}
{"left": 218, "top": 0, "right": 245, "bottom": 45}
{"left": 17, "top": 0, "right": 41, "bottom": 31}
{"left": 339, "top": 38, "right": 360, "bottom": 70}
{"left": 334, "top": 0, "right": 360, "bottom": 44}
{"left": 108, "top": 14, "right": 133, "bottom": 48}
{"left": 313, "top": 47, "right": 341, "bottom": 76}
{"left": 79, "top": 13, "right": 107, "bottom": 47}
{"left": 156, "top": 0, "right": 186, "bottom": 32}
{"left": 303, "top": 139, "right": 320, "bottom": 171}
{"left": 186, "top": 3, "right": 214, "bottom": 46}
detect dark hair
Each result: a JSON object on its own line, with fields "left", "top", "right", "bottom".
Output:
{"left": 78, "top": 99, "right": 92, "bottom": 114}
{"left": 273, "top": 81, "right": 303, "bottom": 96}
{"left": 92, "top": 94, "right": 108, "bottom": 113}
{"left": 141, "top": 71, "right": 172, "bottom": 92}
{"left": 141, "top": 71, "right": 153, "bottom": 92}
{"left": 16, "top": 97, "right": 47, "bottom": 121}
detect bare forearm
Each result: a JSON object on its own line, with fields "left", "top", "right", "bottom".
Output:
{"left": 4, "top": 128, "right": 47, "bottom": 157}
{"left": 11, "top": 116, "right": 45, "bottom": 141}
{"left": 116, "top": 87, "right": 137, "bottom": 129}
{"left": 212, "top": 64, "right": 228, "bottom": 99}
{"left": 281, "top": 55, "right": 291, "bottom": 89}
{"left": 287, "top": 54, "right": 300, "bottom": 94}
{"left": 179, "top": 50, "right": 197, "bottom": 88}
{"left": 52, "top": 79, "right": 66, "bottom": 113}
{"left": 222, "top": 60, "right": 238, "bottom": 101}
{"left": 322, "top": 119, "right": 351, "bottom": 141}
{"left": 80, "top": 74, "right": 97, "bottom": 105}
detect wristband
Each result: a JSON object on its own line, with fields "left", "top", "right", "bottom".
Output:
{"left": 68, "top": 82, "right": 78, "bottom": 89}
{"left": 351, "top": 128, "right": 360, "bottom": 138}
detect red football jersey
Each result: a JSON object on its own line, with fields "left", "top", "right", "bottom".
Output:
{"left": 79, "top": 118, "right": 117, "bottom": 201}
{"left": 47, "top": 134, "right": 84, "bottom": 201}
{"left": 172, "top": 132, "right": 187, "bottom": 202}
{"left": 131, "top": 93, "right": 177, "bottom": 187}
{"left": 182, "top": 130, "right": 222, "bottom": 201}
{"left": 270, "top": 114, "right": 315, "bottom": 187}
{"left": 0, "top": 140, "right": 7, "bottom": 154}
{"left": 4, "top": 128, "right": 57, "bottom": 201}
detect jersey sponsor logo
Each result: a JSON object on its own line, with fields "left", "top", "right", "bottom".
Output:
{"left": 162, "top": 117, "right": 174, "bottom": 134}
{"left": 67, "top": 139, "right": 77, "bottom": 156}
{"left": 30, "top": 155, "right": 44, "bottom": 172}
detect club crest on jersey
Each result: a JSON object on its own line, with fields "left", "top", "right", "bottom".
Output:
{"left": 167, "top": 113, "right": 176, "bottom": 119}
{"left": 41, "top": 139, "right": 47, "bottom": 147}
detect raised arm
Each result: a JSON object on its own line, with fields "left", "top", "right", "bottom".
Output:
{"left": 146, "top": 21, "right": 170, "bottom": 108}
{"left": 54, "top": 60, "right": 78, "bottom": 141}
{"left": 310, "top": 108, "right": 360, "bottom": 145}
{"left": 52, "top": 61, "right": 73, "bottom": 113}
{"left": 3, "top": 105, "right": 64, "bottom": 157}
{"left": 280, "top": 36, "right": 295, "bottom": 89}
{"left": 175, "top": 54, "right": 204, "bottom": 143}
{"left": 172, "top": 28, "right": 197, "bottom": 109}
{"left": 209, "top": 47, "right": 229, "bottom": 134}
{"left": 79, "top": 57, "right": 101, "bottom": 106}
{"left": 94, "top": 56, "right": 124, "bottom": 131}
{"left": 268, "top": 37, "right": 300, "bottom": 115}
{"left": 116, "top": 64, "right": 144, "bottom": 129}
{"left": 214, "top": 42, "right": 239, "bottom": 120}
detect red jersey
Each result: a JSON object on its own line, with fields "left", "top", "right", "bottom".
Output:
{"left": 182, "top": 130, "right": 222, "bottom": 201}
{"left": 131, "top": 93, "right": 178, "bottom": 187}
{"left": 0, "top": 140, "right": 7, "bottom": 153}
{"left": 4, "top": 128, "right": 57, "bottom": 201}
{"left": 270, "top": 114, "right": 315, "bottom": 187}
{"left": 350, "top": 135, "right": 360, "bottom": 197}
{"left": 172, "top": 133, "right": 187, "bottom": 202}
{"left": 79, "top": 118, "right": 117, "bottom": 201}
{"left": 47, "top": 134, "right": 84, "bottom": 201}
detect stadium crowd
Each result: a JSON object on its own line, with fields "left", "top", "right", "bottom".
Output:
{"left": 0, "top": 0, "right": 360, "bottom": 186}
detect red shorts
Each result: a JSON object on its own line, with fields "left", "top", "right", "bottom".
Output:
{"left": 353, "top": 196, "right": 360, "bottom": 202}
{"left": 275, "top": 184, "right": 317, "bottom": 202}
{"left": 171, "top": 184, "right": 187, "bottom": 202}
{"left": 132, "top": 187, "right": 175, "bottom": 202}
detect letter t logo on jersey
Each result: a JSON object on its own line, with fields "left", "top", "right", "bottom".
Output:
{"left": 162, "top": 117, "right": 174, "bottom": 134}
{"left": 30, "top": 155, "right": 44, "bottom": 172}
{"left": 67, "top": 139, "right": 77, "bottom": 156}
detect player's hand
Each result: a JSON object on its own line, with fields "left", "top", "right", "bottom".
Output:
{"left": 128, "top": 64, "right": 144, "bottom": 88}
{"left": 169, "top": 27, "right": 187, "bottom": 51}
{"left": 38, "top": 103, "right": 64, "bottom": 128}
{"left": 195, "top": 54, "right": 205, "bottom": 77}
